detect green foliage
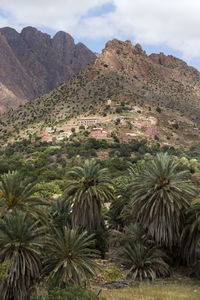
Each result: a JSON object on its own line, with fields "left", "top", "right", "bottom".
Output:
{"left": 31, "top": 286, "right": 106, "bottom": 300}
{"left": 172, "top": 123, "right": 179, "bottom": 129}
{"left": 181, "top": 199, "right": 200, "bottom": 265}
{"left": 108, "top": 177, "right": 132, "bottom": 229}
{"left": 93, "top": 220, "right": 108, "bottom": 259}
{"left": 49, "top": 197, "right": 72, "bottom": 229}
{"left": 0, "top": 211, "right": 44, "bottom": 300}
{"left": 44, "top": 227, "right": 99, "bottom": 287}
{"left": 35, "top": 181, "right": 62, "bottom": 198}
{"left": 156, "top": 106, "right": 161, "bottom": 113}
{"left": 129, "top": 153, "right": 197, "bottom": 249}
{"left": 64, "top": 159, "right": 114, "bottom": 232}
{"left": 113, "top": 135, "right": 119, "bottom": 143}
{"left": 115, "top": 107, "right": 123, "bottom": 114}
{"left": 0, "top": 133, "right": 200, "bottom": 294}
{"left": 0, "top": 261, "right": 9, "bottom": 281}
{"left": 116, "top": 242, "right": 169, "bottom": 281}
{"left": 111, "top": 223, "right": 169, "bottom": 281}
{"left": 0, "top": 171, "right": 48, "bottom": 222}
{"left": 115, "top": 118, "right": 121, "bottom": 125}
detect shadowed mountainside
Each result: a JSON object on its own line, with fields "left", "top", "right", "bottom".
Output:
{"left": 0, "top": 26, "right": 96, "bottom": 112}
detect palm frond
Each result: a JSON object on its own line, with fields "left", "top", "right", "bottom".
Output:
{"left": 44, "top": 226, "right": 100, "bottom": 286}
{"left": 129, "top": 153, "right": 197, "bottom": 249}
{"left": 0, "top": 211, "right": 45, "bottom": 300}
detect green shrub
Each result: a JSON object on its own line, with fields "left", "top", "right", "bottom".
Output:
{"left": 115, "top": 107, "right": 123, "bottom": 114}
{"left": 31, "top": 286, "right": 106, "bottom": 300}
{"left": 156, "top": 106, "right": 161, "bottom": 113}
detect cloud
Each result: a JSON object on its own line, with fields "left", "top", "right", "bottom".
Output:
{"left": 79, "top": 0, "right": 200, "bottom": 60}
{"left": 0, "top": 0, "right": 200, "bottom": 60}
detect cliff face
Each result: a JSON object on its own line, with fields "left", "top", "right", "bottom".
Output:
{"left": 0, "top": 26, "right": 96, "bottom": 112}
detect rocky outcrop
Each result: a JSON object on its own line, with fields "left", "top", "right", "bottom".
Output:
{"left": 0, "top": 26, "right": 96, "bottom": 112}
{"left": 92, "top": 39, "right": 200, "bottom": 123}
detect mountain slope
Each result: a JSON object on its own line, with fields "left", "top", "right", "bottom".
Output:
{"left": 0, "top": 26, "right": 96, "bottom": 112}
{"left": 1, "top": 39, "right": 200, "bottom": 145}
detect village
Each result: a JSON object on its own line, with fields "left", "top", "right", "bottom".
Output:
{"left": 38, "top": 99, "right": 163, "bottom": 144}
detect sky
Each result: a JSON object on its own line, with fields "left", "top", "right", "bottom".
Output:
{"left": 1, "top": 0, "right": 200, "bottom": 70}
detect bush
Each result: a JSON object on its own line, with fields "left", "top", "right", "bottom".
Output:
{"left": 115, "top": 107, "right": 123, "bottom": 114}
{"left": 172, "top": 123, "right": 179, "bottom": 129}
{"left": 156, "top": 106, "right": 161, "bottom": 113}
{"left": 31, "top": 286, "right": 106, "bottom": 300}
{"left": 115, "top": 118, "right": 120, "bottom": 125}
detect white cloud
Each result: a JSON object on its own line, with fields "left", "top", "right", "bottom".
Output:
{"left": 0, "top": 0, "right": 200, "bottom": 60}
{"left": 0, "top": 0, "right": 111, "bottom": 32}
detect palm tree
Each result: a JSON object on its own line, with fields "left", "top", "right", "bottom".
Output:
{"left": 0, "top": 211, "right": 45, "bottom": 300}
{"left": 129, "top": 153, "right": 197, "bottom": 249}
{"left": 108, "top": 176, "right": 132, "bottom": 230}
{"left": 0, "top": 171, "right": 48, "bottom": 222}
{"left": 110, "top": 223, "right": 169, "bottom": 281}
{"left": 181, "top": 199, "right": 200, "bottom": 265}
{"left": 49, "top": 197, "right": 72, "bottom": 230}
{"left": 43, "top": 226, "right": 99, "bottom": 287}
{"left": 64, "top": 159, "right": 114, "bottom": 232}
{"left": 110, "top": 222, "right": 151, "bottom": 249}
{"left": 116, "top": 242, "right": 169, "bottom": 281}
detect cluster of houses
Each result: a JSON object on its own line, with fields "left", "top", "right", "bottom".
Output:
{"left": 77, "top": 118, "right": 108, "bottom": 139}
{"left": 40, "top": 126, "right": 72, "bottom": 142}
{"left": 77, "top": 116, "right": 159, "bottom": 141}
{"left": 38, "top": 114, "right": 160, "bottom": 143}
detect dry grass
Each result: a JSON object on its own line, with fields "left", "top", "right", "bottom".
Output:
{"left": 93, "top": 261, "right": 200, "bottom": 300}
{"left": 101, "top": 283, "right": 200, "bottom": 300}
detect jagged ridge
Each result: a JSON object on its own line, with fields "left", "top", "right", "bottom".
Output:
{"left": 0, "top": 26, "right": 96, "bottom": 112}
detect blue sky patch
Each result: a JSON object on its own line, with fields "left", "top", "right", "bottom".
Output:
{"left": 83, "top": 2, "right": 115, "bottom": 19}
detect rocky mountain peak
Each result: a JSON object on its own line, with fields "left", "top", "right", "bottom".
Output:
{"left": 21, "top": 26, "right": 51, "bottom": 40}
{"left": 96, "top": 39, "right": 147, "bottom": 73}
{"left": 0, "top": 26, "right": 96, "bottom": 112}
{"left": 103, "top": 39, "right": 146, "bottom": 56}
{"left": 133, "top": 43, "right": 146, "bottom": 56}
{"left": 53, "top": 31, "right": 74, "bottom": 45}
{"left": 103, "top": 39, "right": 132, "bottom": 53}
{"left": 0, "top": 27, "right": 20, "bottom": 41}
{"left": 148, "top": 51, "right": 196, "bottom": 72}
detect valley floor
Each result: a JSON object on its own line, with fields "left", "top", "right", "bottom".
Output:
{"left": 92, "top": 263, "right": 200, "bottom": 300}
{"left": 101, "top": 282, "right": 200, "bottom": 300}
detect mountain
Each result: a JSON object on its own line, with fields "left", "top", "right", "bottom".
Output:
{"left": 0, "top": 26, "right": 96, "bottom": 112}
{"left": 1, "top": 39, "right": 200, "bottom": 146}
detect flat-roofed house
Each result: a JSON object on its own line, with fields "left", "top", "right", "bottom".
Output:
{"left": 145, "top": 128, "right": 159, "bottom": 136}
{"left": 78, "top": 118, "right": 99, "bottom": 127}
{"left": 91, "top": 128, "right": 107, "bottom": 139}
{"left": 122, "top": 133, "right": 138, "bottom": 141}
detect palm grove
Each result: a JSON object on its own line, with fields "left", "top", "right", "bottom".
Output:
{"left": 0, "top": 152, "right": 199, "bottom": 299}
